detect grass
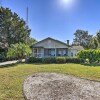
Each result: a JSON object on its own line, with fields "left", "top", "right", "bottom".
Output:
{"left": 0, "top": 63, "right": 100, "bottom": 100}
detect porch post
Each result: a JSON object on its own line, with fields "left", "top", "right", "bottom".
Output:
{"left": 42, "top": 48, "right": 44, "bottom": 57}
{"left": 32, "top": 48, "right": 34, "bottom": 57}
{"left": 37, "top": 48, "right": 38, "bottom": 57}
{"left": 55, "top": 48, "right": 56, "bottom": 57}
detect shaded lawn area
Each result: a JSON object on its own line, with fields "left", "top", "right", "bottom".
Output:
{"left": 0, "top": 64, "right": 100, "bottom": 100}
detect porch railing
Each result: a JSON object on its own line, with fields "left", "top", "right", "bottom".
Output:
{"left": 33, "top": 53, "right": 44, "bottom": 58}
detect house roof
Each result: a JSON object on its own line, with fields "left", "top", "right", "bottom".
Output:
{"left": 30, "top": 37, "right": 69, "bottom": 48}
{"left": 71, "top": 46, "right": 84, "bottom": 50}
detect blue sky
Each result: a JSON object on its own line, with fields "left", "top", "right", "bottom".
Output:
{"left": 2, "top": 0, "right": 100, "bottom": 43}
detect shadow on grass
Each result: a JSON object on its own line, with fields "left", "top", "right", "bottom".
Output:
{"left": 0, "top": 63, "right": 18, "bottom": 68}
{"left": 81, "top": 63, "right": 100, "bottom": 67}
{"left": 27, "top": 63, "right": 54, "bottom": 65}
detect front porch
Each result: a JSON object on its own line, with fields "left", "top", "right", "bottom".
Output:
{"left": 32, "top": 48, "right": 68, "bottom": 58}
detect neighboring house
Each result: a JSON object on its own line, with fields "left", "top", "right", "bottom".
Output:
{"left": 68, "top": 46, "right": 84, "bottom": 57}
{"left": 30, "top": 37, "right": 84, "bottom": 58}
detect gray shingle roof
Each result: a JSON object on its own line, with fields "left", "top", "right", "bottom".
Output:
{"left": 71, "top": 46, "right": 84, "bottom": 50}
{"left": 31, "top": 37, "right": 69, "bottom": 48}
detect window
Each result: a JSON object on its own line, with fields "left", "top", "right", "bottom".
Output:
{"left": 48, "top": 49, "right": 55, "bottom": 56}
{"left": 71, "top": 52, "right": 73, "bottom": 57}
{"left": 63, "top": 50, "right": 66, "bottom": 55}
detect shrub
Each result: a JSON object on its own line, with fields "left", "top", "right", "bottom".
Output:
{"left": 0, "top": 54, "right": 5, "bottom": 62}
{"left": 42, "top": 57, "right": 56, "bottom": 64}
{"left": 28, "top": 57, "right": 83, "bottom": 64}
{"left": 28, "top": 57, "right": 42, "bottom": 63}
{"left": 56, "top": 57, "right": 66, "bottom": 64}
{"left": 66, "top": 58, "right": 83, "bottom": 64}
{"left": 77, "top": 49, "right": 100, "bottom": 63}
{"left": 7, "top": 43, "right": 32, "bottom": 59}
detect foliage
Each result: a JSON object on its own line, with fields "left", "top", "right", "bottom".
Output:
{"left": 0, "top": 48, "right": 8, "bottom": 62}
{"left": 0, "top": 7, "right": 37, "bottom": 61}
{"left": 89, "top": 37, "right": 98, "bottom": 49}
{"left": 66, "top": 58, "right": 84, "bottom": 64}
{"left": 0, "top": 54, "right": 6, "bottom": 62}
{"left": 73, "top": 29, "right": 93, "bottom": 49}
{"left": 97, "top": 31, "right": 100, "bottom": 48}
{"left": 28, "top": 57, "right": 82, "bottom": 64}
{"left": 77, "top": 50, "right": 100, "bottom": 63}
{"left": 0, "top": 7, "right": 31, "bottom": 47}
{"left": 42, "top": 57, "right": 56, "bottom": 64}
{"left": 27, "top": 38, "right": 37, "bottom": 45}
{"left": 73, "top": 29, "right": 100, "bottom": 49}
{"left": 28, "top": 57, "right": 42, "bottom": 63}
{"left": 7, "top": 43, "right": 32, "bottom": 59}
{"left": 56, "top": 57, "right": 66, "bottom": 64}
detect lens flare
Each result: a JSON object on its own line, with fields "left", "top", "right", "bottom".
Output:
{"left": 59, "top": 0, "right": 77, "bottom": 10}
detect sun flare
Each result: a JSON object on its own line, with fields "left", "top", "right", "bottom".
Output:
{"left": 59, "top": 0, "right": 77, "bottom": 9}
{"left": 62, "top": 0, "right": 73, "bottom": 4}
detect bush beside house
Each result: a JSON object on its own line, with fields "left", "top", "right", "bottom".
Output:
{"left": 77, "top": 49, "right": 100, "bottom": 63}
{"left": 7, "top": 43, "right": 32, "bottom": 60}
{"left": 28, "top": 57, "right": 83, "bottom": 64}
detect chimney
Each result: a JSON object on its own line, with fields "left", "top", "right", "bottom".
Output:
{"left": 67, "top": 40, "right": 69, "bottom": 45}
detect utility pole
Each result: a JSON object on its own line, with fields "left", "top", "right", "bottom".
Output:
{"left": 25, "top": 7, "right": 29, "bottom": 60}
{"left": 26, "top": 7, "right": 28, "bottom": 25}
{"left": 25, "top": 7, "right": 28, "bottom": 44}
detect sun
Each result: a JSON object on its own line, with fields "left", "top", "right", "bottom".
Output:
{"left": 59, "top": 0, "right": 76, "bottom": 10}
{"left": 61, "top": 0, "right": 73, "bottom": 4}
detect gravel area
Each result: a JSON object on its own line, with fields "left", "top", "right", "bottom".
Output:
{"left": 23, "top": 73, "right": 100, "bottom": 100}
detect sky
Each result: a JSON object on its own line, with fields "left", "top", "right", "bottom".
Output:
{"left": 1, "top": 0, "right": 100, "bottom": 43}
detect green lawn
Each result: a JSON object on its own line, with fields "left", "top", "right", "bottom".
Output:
{"left": 0, "top": 63, "right": 100, "bottom": 100}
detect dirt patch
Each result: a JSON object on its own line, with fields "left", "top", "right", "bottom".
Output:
{"left": 23, "top": 73, "right": 100, "bottom": 100}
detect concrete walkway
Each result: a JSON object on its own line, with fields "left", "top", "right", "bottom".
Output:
{"left": 0, "top": 59, "right": 25, "bottom": 66}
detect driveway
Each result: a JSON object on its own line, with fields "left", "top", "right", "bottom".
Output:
{"left": 0, "top": 59, "right": 25, "bottom": 66}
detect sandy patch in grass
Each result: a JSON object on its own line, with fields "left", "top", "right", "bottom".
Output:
{"left": 23, "top": 73, "right": 100, "bottom": 100}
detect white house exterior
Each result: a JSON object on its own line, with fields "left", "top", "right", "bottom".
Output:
{"left": 30, "top": 37, "right": 84, "bottom": 58}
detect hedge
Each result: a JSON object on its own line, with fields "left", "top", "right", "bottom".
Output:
{"left": 27, "top": 57, "right": 42, "bottom": 63}
{"left": 28, "top": 57, "right": 83, "bottom": 64}
{"left": 42, "top": 57, "right": 56, "bottom": 64}
{"left": 56, "top": 57, "right": 66, "bottom": 64}
{"left": 77, "top": 49, "right": 100, "bottom": 63}
{"left": 66, "top": 58, "right": 84, "bottom": 64}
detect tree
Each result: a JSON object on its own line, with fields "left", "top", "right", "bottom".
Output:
{"left": 27, "top": 38, "right": 37, "bottom": 45}
{"left": 89, "top": 37, "right": 98, "bottom": 49}
{"left": 97, "top": 31, "right": 100, "bottom": 48}
{"left": 7, "top": 43, "right": 32, "bottom": 59}
{"left": 73, "top": 29, "right": 93, "bottom": 49}
{"left": 0, "top": 7, "right": 31, "bottom": 47}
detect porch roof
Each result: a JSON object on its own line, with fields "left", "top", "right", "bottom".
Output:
{"left": 30, "top": 46, "right": 44, "bottom": 48}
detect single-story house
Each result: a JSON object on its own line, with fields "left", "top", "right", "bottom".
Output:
{"left": 30, "top": 37, "right": 84, "bottom": 58}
